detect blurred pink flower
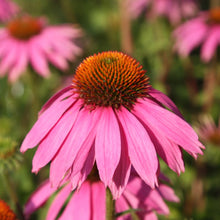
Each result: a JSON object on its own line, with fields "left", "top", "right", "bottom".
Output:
{"left": 0, "top": 15, "right": 82, "bottom": 82}
{"left": 129, "top": 0, "right": 197, "bottom": 24}
{"left": 173, "top": 8, "right": 220, "bottom": 62}
{"left": 0, "top": 0, "right": 18, "bottom": 22}
{"left": 24, "top": 172, "right": 179, "bottom": 220}
{"left": 195, "top": 115, "right": 220, "bottom": 146}
{"left": 20, "top": 51, "right": 204, "bottom": 198}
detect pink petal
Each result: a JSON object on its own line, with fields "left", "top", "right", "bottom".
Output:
{"left": 70, "top": 131, "right": 96, "bottom": 178}
{"left": 28, "top": 39, "right": 50, "bottom": 77}
{"left": 32, "top": 100, "right": 81, "bottom": 173}
{"left": 50, "top": 108, "right": 100, "bottom": 188}
{"left": 8, "top": 42, "right": 28, "bottom": 82}
{"left": 108, "top": 118, "right": 131, "bottom": 199}
{"left": 0, "top": 37, "right": 13, "bottom": 58}
{"left": 144, "top": 189, "right": 169, "bottom": 215}
{"left": 158, "top": 184, "right": 179, "bottom": 203}
{"left": 20, "top": 90, "right": 74, "bottom": 152}
{"left": 201, "top": 26, "right": 220, "bottom": 62}
{"left": 95, "top": 107, "right": 121, "bottom": 186}
{"left": 72, "top": 143, "right": 96, "bottom": 189}
{"left": 46, "top": 52, "right": 68, "bottom": 70}
{"left": 91, "top": 182, "right": 106, "bottom": 220}
{"left": 148, "top": 88, "right": 183, "bottom": 118}
{"left": 59, "top": 182, "right": 91, "bottom": 220}
{"left": 24, "top": 180, "right": 57, "bottom": 217}
{"left": 115, "top": 195, "right": 130, "bottom": 220}
{"left": 0, "top": 39, "right": 18, "bottom": 76}
{"left": 141, "top": 121, "right": 185, "bottom": 174}
{"left": 117, "top": 107, "right": 158, "bottom": 189}
{"left": 39, "top": 86, "right": 73, "bottom": 115}
{"left": 46, "top": 183, "right": 72, "bottom": 220}
{"left": 134, "top": 100, "right": 204, "bottom": 157}
{"left": 143, "top": 212, "right": 158, "bottom": 220}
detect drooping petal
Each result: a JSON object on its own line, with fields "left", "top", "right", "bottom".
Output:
{"left": 20, "top": 90, "right": 74, "bottom": 152}
{"left": 0, "top": 39, "right": 18, "bottom": 76}
{"left": 28, "top": 39, "right": 50, "bottom": 77}
{"left": 148, "top": 88, "right": 183, "bottom": 118}
{"left": 59, "top": 182, "right": 91, "bottom": 220}
{"left": 108, "top": 117, "right": 131, "bottom": 199}
{"left": 157, "top": 184, "right": 179, "bottom": 203}
{"left": 71, "top": 143, "right": 96, "bottom": 189}
{"left": 91, "top": 182, "right": 106, "bottom": 220}
{"left": 50, "top": 108, "right": 100, "bottom": 188}
{"left": 139, "top": 120, "right": 185, "bottom": 174}
{"left": 115, "top": 195, "right": 132, "bottom": 220}
{"left": 24, "top": 180, "right": 57, "bottom": 217}
{"left": 32, "top": 100, "right": 81, "bottom": 173}
{"left": 117, "top": 107, "right": 158, "bottom": 189}
{"left": 134, "top": 99, "right": 204, "bottom": 157}
{"left": 46, "top": 183, "right": 72, "bottom": 220}
{"left": 144, "top": 189, "right": 169, "bottom": 215}
{"left": 201, "top": 26, "right": 220, "bottom": 62}
{"left": 8, "top": 42, "right": 28, "bottom": 82}
{"left": 39, "top": 86, "right": 73, "bottom": 115}
{"left": 95, "top": 107, "right": 121, "bottom": 186}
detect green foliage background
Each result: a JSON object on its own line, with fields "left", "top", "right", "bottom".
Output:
{"left": 0, "top": 0, "right": 220, "bottom": 219}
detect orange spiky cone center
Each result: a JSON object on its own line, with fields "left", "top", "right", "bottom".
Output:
{"left": 72, "top": 51, "right": 150, "bottom": 110}
{"left": 0, "top": 200, "right": 17, "bottom": 220}
{"left": 8, "top": 16, "right": 43, "bottom": 40}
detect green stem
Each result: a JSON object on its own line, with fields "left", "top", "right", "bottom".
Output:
{"left": 2, "top": 171, "right": 25, "bottom": 220}
{"left": 106, "top": 188, "right": 115, "bottom": 220}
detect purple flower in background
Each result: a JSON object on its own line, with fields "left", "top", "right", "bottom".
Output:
{"left": 21, "top": 51, "right": 204, "bottom": 198}
{"left": 195, "top": 115, "right": 220, "bottom": 146}
{"left": 0, "top": 0, "right": 18, "bottom": 22}
{"left": 0, "top": 15, "right": 82, "bottom": 82}
{"left": 24, "top": 170, "right": 179, "bottom": 220}
{"left": 129, "top": 0, "right": 197, "bottom": 24}
{"left": 174, "top": 8, "right": 220, "bottom": 62}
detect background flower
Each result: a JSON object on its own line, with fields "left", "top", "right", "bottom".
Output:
{"left": 129, "top": 0, "right": 198, "bottom": 24}
{"left": 173, "top": 8, "right": 220, "bottom": 62}
{"left": 24, "top": 172, "right": 179, "bottom": 220}
{"left": 0, "top": 15, "right": 82, "bottom": 82}
{"left": 0, "top": 0, "right": 18, "bottom": 22}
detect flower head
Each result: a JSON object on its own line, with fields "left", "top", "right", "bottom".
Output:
{"left": 24, "top": 169, "right": 179, "bottom": 220}
{"left": 0, "top": 0, "right": 18, "bottom": 22}
{"left": 0, "top": 199, "right": 17, "bottom": 220}
{"left": 174, "top": 8, "right": 220, "bottom": 62}
{"left": 0, "top": 15, "right": 82, "bottom": 82}
{"left": 129, "top": 0, "right": 197, "bottom": 24}
{"left": 195, "top": 115, "right": 220, "bottom": 146}
{"left": 21, "top": 51, "right": 204, "bottom": 198}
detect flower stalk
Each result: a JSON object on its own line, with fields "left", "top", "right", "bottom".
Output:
{"left": 106, "top": 188, "right": 115, "bottom": 220}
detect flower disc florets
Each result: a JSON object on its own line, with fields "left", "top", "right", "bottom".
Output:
{"left": 208, "top": 8, "right": 220, "bottom": 24}
{"left": 7, "top": 16, "right": 43, "bottom": 40}
{"left": 72, "top": 51, "right": 150, "bottom": 109}
{"left": 0, "top": 200, "right": 17, "bottom": 220}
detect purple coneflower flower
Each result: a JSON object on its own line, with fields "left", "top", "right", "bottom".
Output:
{"left": 195, "top": 115, "right": 220, "bottom": 146}
{"left": 24, "top": 168, "right": 179, "bottom": 220}
{"left": 174, "top": 8, "right": 220, "bottom": 62}
{"left": 21, "top": 51, "right": 204, "bottom": 198}
{"left": 0, "top": 0, "right": 18, "bottom": 22}
{"left": 129, "top": 0, "right": 197, "bottom": 24}
{"left": 0, "top": 15, "right": 82, "bottom": 82}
